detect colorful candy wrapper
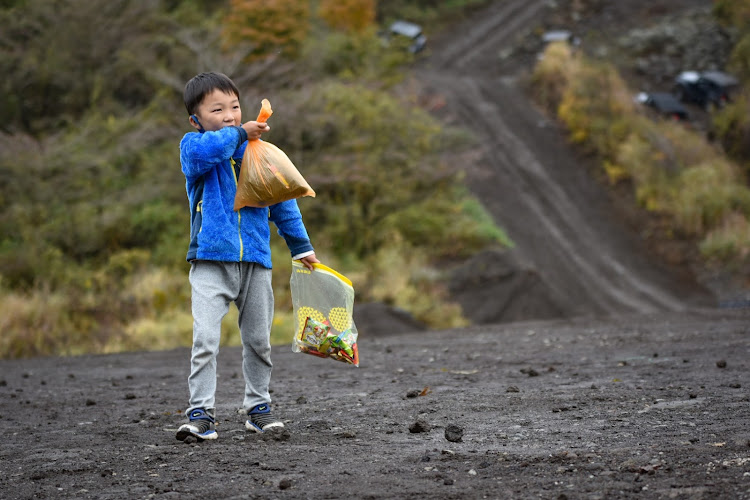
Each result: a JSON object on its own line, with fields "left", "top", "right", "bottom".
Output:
{"left": 291, "top": 261, "right": 359, "bottom": 367}
{"left": 296, "top": 317, "right": 359, "bottom": 365}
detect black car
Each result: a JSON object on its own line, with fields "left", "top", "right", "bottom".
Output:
{"left": 673, "top": 71, "right": 739, "bottom": 109}
{"left": 636, "top": 92, "right": 690, "bottom": 121}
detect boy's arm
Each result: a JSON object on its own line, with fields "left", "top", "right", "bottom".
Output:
{"left": 269, "top": 200, "right": 315, "bottom": 259}
{"left": 180, "top": 126, "right": 248, "bottom": 178}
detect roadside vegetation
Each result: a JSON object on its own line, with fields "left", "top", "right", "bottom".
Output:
{"left": 530, "top": 20, "right": 750, "bottom": 284}
{"left": 0, "top": 0, "right": 504, "bottom": 358}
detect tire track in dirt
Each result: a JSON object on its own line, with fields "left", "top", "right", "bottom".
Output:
{"left": 431, "top": 0, "right": 545, "bottom": 71}
{"left": 417, "top": 0, "right": 713, "bottom": 317}
{"left": 450, "top": 75, "right": 690, "bottom": 313}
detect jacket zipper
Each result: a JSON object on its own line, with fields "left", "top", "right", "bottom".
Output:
{"left": 197, "top": 200, "right": 203, "bottom": 232}
{"left": 230, "top": 158, "right": 243, "bottom": 261}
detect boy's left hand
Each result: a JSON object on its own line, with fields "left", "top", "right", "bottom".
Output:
{"left": 299, "top": 254, "right": 320, "bottom": 270}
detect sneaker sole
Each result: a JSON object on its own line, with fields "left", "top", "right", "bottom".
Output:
{"left": 175, "top": 428, "right": 218, "bottom": 441}
{"left": 245, "top": 420, "right": 284, "bottom": 433}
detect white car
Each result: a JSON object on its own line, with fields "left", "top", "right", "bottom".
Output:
{"left": 389, "top": 20, "right": 427, "bottom": 53}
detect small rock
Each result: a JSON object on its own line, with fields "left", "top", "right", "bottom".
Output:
{"left": 182, "top": 436, "right": 197, "bottom": 445}
{"left": 261, "top": 427, "right": 291, "bottom": 441}
{"left": 278, "top": 478, "right": 292, "bottom": 490}
{"left": 124, "top": 394, "right": 136, "bottom": 400}
{"left": 85, "top": 399, "right": 96, "bottom": 406}
{"left": 443, "top": 478, "right": 455, "bottom": 485}
{"left": 729, "top": 383, "right": 741, "bottom": 389}
{"left": 406, "top": 389, "right": 421, "bottom": 398}
{"left": 619, "top": 459, "right": 639, "bottom": 472}
{"left": 506, "top": 386, "right": 520, "bottom": 393}
{"left": 716, "top": 360, "right": 727, "bottom": 368}
{"left": 409, "top": 418, "right": 430, "bottom": 433}
{"left": 468, "top": 469, "right": 477, "bottom": 475}
{"left": 296, "top": 395, "right": 307, "bottom": 404}
{"left": 445, "top": 424, "right": 463, "bottom": 443}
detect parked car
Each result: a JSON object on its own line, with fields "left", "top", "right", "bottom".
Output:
{"left": 537, "top": 29, "right": 581, "bottom": 60}
{"left": 388, "top": 20, "right": 427, "bottom": 54}
{"left": 636, "top": 92, "right": 690, "bottom": 121}
{"left": 673, "top": 71, "right": 739, "bottom": 109}
{"left": 541, "top": 29, "right": 580, "bottom": 47}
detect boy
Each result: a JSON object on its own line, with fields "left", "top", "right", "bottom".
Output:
{"left": 176, "top": 72, "right": 319, "bottom": 442}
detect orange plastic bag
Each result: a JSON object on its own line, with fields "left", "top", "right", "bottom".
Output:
{"left": 233, "top": 99, "right": 315, "bottom": 210}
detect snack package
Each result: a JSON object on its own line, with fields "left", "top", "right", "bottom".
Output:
{"left": 291, "top": 261, "right": 359, "bottom": 367}
{"left": 233, "top": 99, "right": 315, "bottom": 210}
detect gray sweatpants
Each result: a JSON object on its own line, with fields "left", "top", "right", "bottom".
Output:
{"left": 186, "top": 260, "right": 274, "bottom": 415}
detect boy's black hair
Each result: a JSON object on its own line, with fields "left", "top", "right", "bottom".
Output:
{"left": 183, "top": 72, "right": 240, "bottom": 115}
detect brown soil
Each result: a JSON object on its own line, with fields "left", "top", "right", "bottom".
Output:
{"left": 2, "top": 2, "right": 749, "bottom": 499}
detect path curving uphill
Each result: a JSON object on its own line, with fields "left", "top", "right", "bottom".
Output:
{"left": 417, "top": 0, "right": 714, "bottom": 319}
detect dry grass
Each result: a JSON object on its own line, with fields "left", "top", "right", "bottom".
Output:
{"left": 531, "top": 43, "right": 750, "bottom": 267}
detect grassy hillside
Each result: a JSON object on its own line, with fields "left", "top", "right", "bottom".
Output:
{"left": 0, "top": 0, "right": 506, "bottom": 358}
{"left": 530, "top": 32, "right": 750, "bottom": 286}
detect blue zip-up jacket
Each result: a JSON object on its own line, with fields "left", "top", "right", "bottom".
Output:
{"left": 180, "top": 126, "right": 314, "bottom": 267}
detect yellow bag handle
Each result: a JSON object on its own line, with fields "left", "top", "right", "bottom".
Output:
{"left": 292, "top": 260, "right": 352, "bottom": 287}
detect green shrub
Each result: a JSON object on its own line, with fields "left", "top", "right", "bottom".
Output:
{"left": 673, "top": 161, "right": 744, "bottom": 235}
{"left": 532, "top": 41, "right": 750, "bottom": 267}
{"left": 530, "top": 42, "right": 575, "bottom": 113}
{"left": 713, "top": 93, "right": 750, "bottom": 177}
{"left": 557, "top": 57, "right": 634, "bottom": 159}
{"left": 700, "top": 213, "right": 750, "bottom": 265}
{"left": 301, "top": 29, "right": 412, "bottom": 85}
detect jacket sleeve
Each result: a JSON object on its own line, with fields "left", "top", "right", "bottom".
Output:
{"left": 269, "top": 200, "right": 315, "bottom": 257}
{"left": 180, "top": 127, "right": 248, "bottom": 179}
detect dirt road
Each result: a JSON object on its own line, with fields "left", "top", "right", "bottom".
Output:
{"left": 418, "top": 0, "right": 714, "bottom": 319}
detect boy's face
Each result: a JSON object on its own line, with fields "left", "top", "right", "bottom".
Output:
{"left": 190, "top": 89, "right": 242, "bottom": 132}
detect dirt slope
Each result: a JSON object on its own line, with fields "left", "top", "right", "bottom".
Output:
{"left": 417, "top": 0, "right": 715, "bottom": 320}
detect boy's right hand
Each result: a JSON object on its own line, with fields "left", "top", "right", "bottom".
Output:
{"left": 243, "top": 121, "right": 270, "bottom": 141}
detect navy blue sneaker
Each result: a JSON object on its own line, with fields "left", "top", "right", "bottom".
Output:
{"left": 176, "top": 408, "right": 218, "bottom": 441}
{"left": 245, "top": 403, "right": 284, "bottom": 433}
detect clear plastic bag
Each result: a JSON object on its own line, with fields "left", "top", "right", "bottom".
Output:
{"left": 290, "top": 260, "right": 359, "bottom": 366}
{"left": 233, "top": 99, "right": 315, "bottom": 210}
